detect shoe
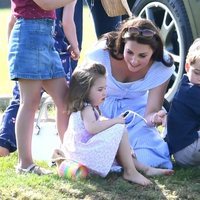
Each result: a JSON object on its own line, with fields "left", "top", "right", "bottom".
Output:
{"left": 16, "top": 163, "right": 52, "bottom": 175}
{"left": 48, "top": 160, "right": 56, "bottom": 167}
{"left": 51, "top": 149, "right": 66, "bottom": 167}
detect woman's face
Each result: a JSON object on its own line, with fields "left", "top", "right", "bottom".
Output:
{"left": 123, "top": 40, "right": 153, "bottom": 73}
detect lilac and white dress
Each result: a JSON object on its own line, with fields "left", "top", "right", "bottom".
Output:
{"left": 62, "top": 106, "right": 125, "bottom": 177}
{"left": 86, "top": 42, "right": 174, "bottom": 169}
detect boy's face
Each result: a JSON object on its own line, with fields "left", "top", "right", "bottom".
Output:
{"left": 185, "top": 58, "right": 200, "bottom": 85}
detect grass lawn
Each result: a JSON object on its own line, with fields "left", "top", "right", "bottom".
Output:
{"left": 0, "top": 153, "right": 200, "bottom": 200}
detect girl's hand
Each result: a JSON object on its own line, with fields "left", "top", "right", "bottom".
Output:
{"left": 115, "top": 115, "right": 125, "bottom": 124}
{"left": 67, "top": 45, "right": 80, "bottom": 60}
{"left": 151, "top": 110, "right": 167, "bottom": 127}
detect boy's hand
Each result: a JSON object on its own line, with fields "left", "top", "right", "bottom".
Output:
{"left": 152, "top": 110, "right": 167, "bottom": 127}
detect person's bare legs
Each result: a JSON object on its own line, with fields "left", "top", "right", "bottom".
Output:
{"left": 16, "top": 80, "right": 42, "bottom": 168}
{"left": 133, "top": 158, "right": 174, "bottom": 176}
{"left": 0, "top": 147, "right": 10, "bottom": 157}
{"left": 43, "top": 78, "right": 69, "bottom": 143}
{"left": 116, "top": 129, "right": 152, "bottom": 186}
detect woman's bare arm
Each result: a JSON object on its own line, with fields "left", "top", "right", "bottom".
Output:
{"left": 145, "top": 80, "right": 169, "bottom": 126}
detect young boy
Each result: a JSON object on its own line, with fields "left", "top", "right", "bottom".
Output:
{"left": 166, "top": 38, "right": 200, "bottom": 166}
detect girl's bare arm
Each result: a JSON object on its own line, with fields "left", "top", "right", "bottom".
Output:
{"left": 8, "top": 14, "right": 16, "bottom": 40}
{"left": 62, "top": 0, "right": 80, "bottom": 60}
{"left": 82, "top": 106, "right": 124, "bottom": 134}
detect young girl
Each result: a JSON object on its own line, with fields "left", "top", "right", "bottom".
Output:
{"left": 60, "top": 62, "right": 174, "bottom": 186}
{"left": 9, "top": 0, "right": 75, "bottom": 175}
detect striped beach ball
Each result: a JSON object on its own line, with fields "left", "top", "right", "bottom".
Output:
{"left": 58, "top": 160, "right": 89, "bottom": 180}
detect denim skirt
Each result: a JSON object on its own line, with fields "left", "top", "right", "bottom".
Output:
{"left": 8, "top": 18, "right": 66, "bottom": 80}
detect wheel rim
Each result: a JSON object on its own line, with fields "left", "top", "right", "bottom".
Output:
{"left": 138, "top": 2, "right": 185, "bottom": 101}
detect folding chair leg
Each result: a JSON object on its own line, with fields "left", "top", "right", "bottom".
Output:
{"left": 34, "top": 95, "right": 54, "bottom": 135}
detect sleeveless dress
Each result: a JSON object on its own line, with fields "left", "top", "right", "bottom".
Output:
{"left": 86, "top": 42, "right": 175, "bottom": 169}
{"left": 62, "top": 106, "right": 125, "bottom": 177}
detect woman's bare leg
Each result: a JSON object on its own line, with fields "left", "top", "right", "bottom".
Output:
{"left": 133, "top": 158, "right": 174, "bottom": 176}
{"left": 116, "top": 130, "right": 152, "bottom": 186}
{"left": 16, "top": 80, "right": 42, "bottom": 168}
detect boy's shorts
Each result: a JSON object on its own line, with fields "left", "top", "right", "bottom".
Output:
{"left": 174, "top": 131, "right": 200, "bottom": 166}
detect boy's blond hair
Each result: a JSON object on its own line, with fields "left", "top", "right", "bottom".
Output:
{"left": 186, "top": 38, "right": 200, "bottom": 65}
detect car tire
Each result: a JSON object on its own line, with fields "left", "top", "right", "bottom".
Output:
{"left": 131, "top": 0, "right": 193, "bottom": 101}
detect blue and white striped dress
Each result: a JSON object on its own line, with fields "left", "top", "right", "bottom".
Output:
{"left": 86, "top": 42, "right": 174, "bottom": 169}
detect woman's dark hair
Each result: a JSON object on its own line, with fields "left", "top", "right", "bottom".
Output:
{"left": 67, "top": 62, "right": 106, "bottom": 113}
{"left": 101, "top": 17, "right": 173, "bottom": 67}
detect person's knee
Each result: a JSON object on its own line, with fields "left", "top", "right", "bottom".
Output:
{"left": 53, "top": 92, "right": 69, "bottom": 111}
{"left": 21, "top": 97, "right": 41, "bottom": 112}
{"left": 0, "top": 146, "right": 10, "bottom": 157}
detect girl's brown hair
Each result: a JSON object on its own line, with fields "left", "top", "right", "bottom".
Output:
{"left": 67, "top": 62, "right": 106, "bottom": 113}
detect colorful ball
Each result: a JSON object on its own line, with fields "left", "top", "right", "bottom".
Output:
{"left": 58, "top": 160, "right": 89, "bottom": 180}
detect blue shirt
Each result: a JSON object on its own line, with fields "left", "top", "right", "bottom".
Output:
{"left": 166, "top": 75, "right": 200, "bottom": 154}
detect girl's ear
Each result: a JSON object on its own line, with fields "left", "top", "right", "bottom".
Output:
{"left": 185, "top": 63, "right": 190, "bottom": 72}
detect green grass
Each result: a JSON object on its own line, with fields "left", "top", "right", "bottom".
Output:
{"left": 0, "top": 153, "right": 200, "bottom": 200}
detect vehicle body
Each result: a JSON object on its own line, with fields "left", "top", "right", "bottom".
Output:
{"left": 128, "top": 0, "right": 200, "bottom": 101}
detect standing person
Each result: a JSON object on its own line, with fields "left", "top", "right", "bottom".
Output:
{"left": 166, "top": 38, "right": 200, "bottom": 166}
{"left": 59, "top": 62, "right": 173, "bottom": 186}
{"left": 9, "top": 0, "right": 75, "bottom": 175}
{"left": 86, "top": 17, "right": 175, "bottom": 169}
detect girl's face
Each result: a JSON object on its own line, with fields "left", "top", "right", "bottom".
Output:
{"left": 88, "top": 76, "right": 107, "bottom": 106}
{"left": 123, "top": 40, "right": 153, "bottom": 73}
{"left": 186, "top": 59, "right": 200, "bottom": 85}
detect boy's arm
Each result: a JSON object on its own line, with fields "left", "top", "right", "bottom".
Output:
{"left": 33, "top": 0, "right": 75, "bottom": 10}
{"left": 62, "top": 0, "right": 80, "bottom": 60}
